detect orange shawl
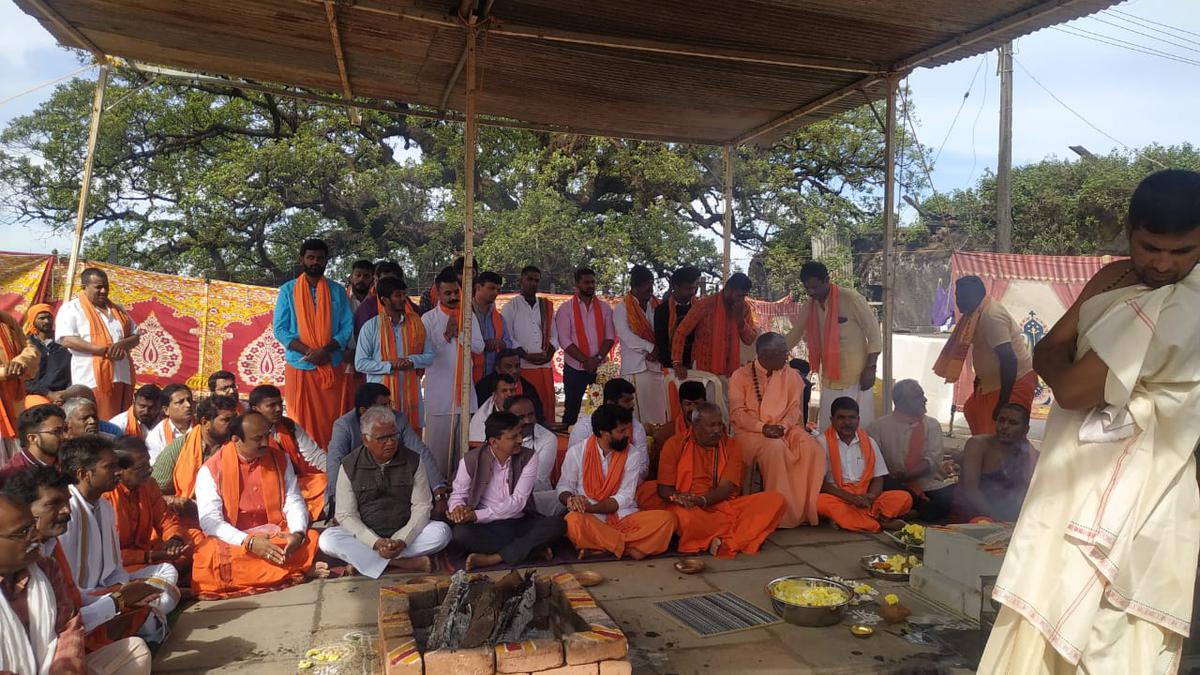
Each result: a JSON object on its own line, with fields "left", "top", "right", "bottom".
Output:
{"left": 107, "top": 481, "right": 182, "bottom": 556}
{"left": 571, "top": 296, "right": 604, "bottom": 357}
{"left": 892, "top": 411, "right": 928, "bottom": 500}
{"left": 674, "top": 431, "right": 728, "bottom": 496}
{"left": 122, "top": 406, "right": 143, "bottom": 437}
{"left": 211, "top": 442, "right": 287, "bottom": 527}
{"left": 537, "top": 298, "right": 555, "bottom": 352}
{"left": 623, "top": 293, "right": 659, "bottom": 344}
{"left": 22, "top": 303, "right": 53, "bottom": 335}
{"left": 440, "top": 302, "right": 469, "bottom": 411}
{"left": 172, "top": 425, "right": 209, "bottom": 499}
{"left": 272, "top": 420, "right": 319, "bottom": 475}
{"left": 77, "top": 292, "right": 135, "bottom": 400}
{"left": 932, "top": 297, "right": 987, "bottom": 382}
{"left": 0, "top": 319, "right": 24, "bottom": 437}
{"left": 471, "top": 306, "right": 504, "bottom": 383}
{"left": 378, "top": 299, "right": 427, "bottom": 430}
{"left": 824, "top": 426, "right": 875, "bottom": 494}
{"left": 582, "top": 436, "right": 628, "bottom": 526}
{"left": 805, "top": 283, "right": 841, "bottom": 381}
{"left": 292, "top": 274, "right": 335, "bottom": 386}
{"left": 710, "top": 296, "right": 750, "bottom": 377}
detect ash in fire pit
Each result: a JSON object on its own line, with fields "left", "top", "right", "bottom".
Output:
{"left": 428, "top": 570, "right": 552, "bottom": 650}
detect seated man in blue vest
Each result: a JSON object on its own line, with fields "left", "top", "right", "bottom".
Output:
{"left": 447, "top": 411, "right": 567, "bottom": 570}
{"left": 318, "top": 406, "right": 451, "bottom": 577}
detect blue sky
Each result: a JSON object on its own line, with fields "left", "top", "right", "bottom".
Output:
{"left": 2, "top": 0, "right": 1198, "bottom": 259}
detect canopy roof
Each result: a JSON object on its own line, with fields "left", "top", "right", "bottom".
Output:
{"left": 19, "top": 0, "right": 1115, "bottom": 145}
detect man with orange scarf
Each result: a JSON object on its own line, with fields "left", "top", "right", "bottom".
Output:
{"left": 192, "top": 411, "right": 322, "bottom": 598}
{"left": 613, "top": 265, "right": 667, "bottom": 425}
{"left": 671, "top": 273, "right": 758, "bottom": 383}
{"left": 355, "top": 276, "right": 434, "bottom": 432}
{"left": 107, "top": 436, "right": 192, "bottom": 573}
{"left": 643, "top": 402, "right": 785, "bottom": 558}
{"left": 56, "top": 268, "right": 140, "bottom": 420}
{"left": 501, "top": 265, "right": 558, "bottom": 423}
{"left": 107, "top": 384, "right": 162, "bottom": 440}
{"left": 558, "top": 404, "right": 674, "bottom": 559}
{"left": 728, "top": 332, "right": 825, "bottom": 528}
{"left": 150, "top": 395, "right": 238, "bottom": 506}
{"left": 554, "top": 268, "right": 615, "bottom": 427}
{"left": 933, "top": 275, "right": 1037, "bottom": 435}
{"left": 272, "top": 239, "right": 353, "bottom": 449}
{"left": 866, "top": 380, "right": 956, "bottom": 523}
{"left": 470, "top": 272, "right": 513, "bottom": 382}
{"left": 817, "top": 397, "right": 912, "bottom": 533}
{"left": 421, "top": 267, "right": 481, "bottom": 477}
{"left": 1, "top": 309, "right": 39, "bottom": 460}
{"left": 785, "top": 262, "right": 882, "bottom": 430}
{"left": 248, "top": 385, "right": 327, "bottom": 521}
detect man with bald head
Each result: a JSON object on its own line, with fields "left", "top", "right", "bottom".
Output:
{"left": 867, "top": 379, "right": 956, "bottom": 522}
{"left": 191, "top": 412, "right": 322, "bottom": 598}
{"left": 728, "top": 332, "right": 825, "bottom": 528}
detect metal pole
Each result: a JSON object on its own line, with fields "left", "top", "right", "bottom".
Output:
{"left": 63, "top": 62, "right": 110, "bottom": 301}
{"left": 996, "top": 42, "right": 1013, "bottom": 252}
{"left": 881, "top": 75, "right": 899, "bottom": 414}
{"left": 722, "top": 144, "right": 733, "bottom": 280}
{"left": 456, "top": 19, "right": 478, "bottom": 464}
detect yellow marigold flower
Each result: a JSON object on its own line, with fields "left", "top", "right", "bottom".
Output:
{"left": 884, "top": 593, "right": 900, "bottom": 605}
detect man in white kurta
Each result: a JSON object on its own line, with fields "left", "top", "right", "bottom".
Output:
{"left": 500, "top": 266, "right": 558, "bottom": 423}
{"left": 567, "top": 378, "right": 649, "bottom": 481}
{"left": 613, "top": 265, "right": 667, "bottom": 425}
{"left": 468, "top": 376, "right": 518, "bottom": 447}
{"left": 981, "top": 171, "right": 1200, "bottom": 674}
{"left": 58, "top": 439, "right": 179, "bottom": 643}
{"left": 420, "top": 271, "right": 481, "bottom": 477}
{"left": 506, "top": 394, "right": 562, "bottom": 517}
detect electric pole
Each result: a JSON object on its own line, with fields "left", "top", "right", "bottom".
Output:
{"left": 996, "top": 41, "right": 1013, "bottom": 253}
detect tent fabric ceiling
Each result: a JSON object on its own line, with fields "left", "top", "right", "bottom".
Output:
{"left": 18, "top": 0, "right": 1116, "bottom": 145}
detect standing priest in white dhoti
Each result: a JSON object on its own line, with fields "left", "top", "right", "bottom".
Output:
{"left": 57, "top": 435, "right": 179, "bottom": 643}
{"left": 421, "top": 268, "right": 481, "bottom": 477}
{"left": 318, "top": 407, "right": 451, "bottom": 578}
{"left": 980, "top": 169, "right": 1200, "bottom": 674}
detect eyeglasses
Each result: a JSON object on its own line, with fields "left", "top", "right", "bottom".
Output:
{"left": 35, "top": 428, "right": 66, "bottom": 437}
{"left": 367, "top": 432, "right": 399, "bottom": 444}
{"left": 0, "top": 523, "right": 36, "bottom": 541}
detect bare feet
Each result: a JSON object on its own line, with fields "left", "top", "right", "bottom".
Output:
{"left": 577, "top": 548, "right": 606, "bottom": 560}
{"left": 465, "top": 553, "right": 503, "bottom": 571}
{"left": 305, "top": 561, "right": 332, "bottom": 580}
{"left": 879, "top": 518, "right": 906, "bottom": 531}
{"left": 387, "top": 556, "right": 432, "bottom": 573}
{"left": 707, "top": 537, "right": 723, "bottom": 557}
{"left": 626, "top": 547, "right": 648, "bottom": 561}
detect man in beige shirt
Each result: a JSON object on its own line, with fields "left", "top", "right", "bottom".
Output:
{"left": 952, "top": 276, "right": 1037, "bottom": 434}
{"left": 866, "top": 380, "right": 956, "bottom": 522}
{"left": 786, "top": 262, "right": 882, "bottom": 429}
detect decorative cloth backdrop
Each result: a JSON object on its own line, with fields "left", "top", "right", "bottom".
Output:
{"left": 948, "top": 251, "right": 1121, "bottom": 419}
{"left": 2, "top": 252, "right": 805, "bottom": 396}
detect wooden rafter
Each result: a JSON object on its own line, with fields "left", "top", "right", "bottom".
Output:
{"left": 22, "top": 0, "right": 104, "bottom": 56}
{"left": 323, "top": 0, "right": 361, "bottom": 125}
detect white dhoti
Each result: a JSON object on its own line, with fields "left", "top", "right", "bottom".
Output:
{"left": 318, "top": 522, "right": 452, "bottom": 579}
{"left": 628, "top": 370, "right": 667, "bottom": 425}
{"left": 126, "top": 562, "right": 180, "bottom": 643}
{"left": 981, "top": 269, "right": 1200, "bottom": 673}
{"left": 532, "top": 490, "right": 566, "bottom": 517}
{"left": 816, "top": 383, "right": 874, "bottom": 431}
{"left": 422, "top": 414, "right": 462, "bottom": 479}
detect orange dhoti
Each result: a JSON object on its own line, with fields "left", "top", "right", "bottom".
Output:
{"left": 565, "top": 510, "right": 676, "bottom": 559}
{"left": 92, "top": 381, "right": 133, "bottom": 421}
{"left": 963, "top": 371, "right": 1038, "bottom": 435}
{"left": 674, "top": 493, "right": 785, "bottom": 558}
{"left": 817, "top": 491, "right": 912, "bottom": 533}
{"left": 191, "top": 531, "right": 319, "bottom": 600}
{"left": 284, "top": 365, "right": 344, "bottom": 449}
{"left": 525, "top": 367, "right": 556, "bottom": 423}
{"left": 736, "top": 429, "right": 825, "bottom": 528}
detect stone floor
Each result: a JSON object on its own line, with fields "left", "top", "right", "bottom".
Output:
{"left": 152, "top": 527, "right": 986, "bottom": 674}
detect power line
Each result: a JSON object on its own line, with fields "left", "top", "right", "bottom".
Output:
{"left": 900, "top": 80, "right": 937, "bottom": 195}
{"left": 1011, "top": 57, "right": 1132, "bottom": 151}
{"left": 967, "top": 53, "right": 990, "bottom": 184}
{"left": 1106, "top": 7, "right": 1200, "bottom": 43}
{"left": 932, "top": 55, "right": 986, "bottom": 168}
{"left": 1091, "top": 13, "right": 1200, "bottom": 52}
{"left": 0, "top": 64, "right": 96, "bottom": 107}
{"left": 1051, "top": 26, "right": 1200, "bottom": 68}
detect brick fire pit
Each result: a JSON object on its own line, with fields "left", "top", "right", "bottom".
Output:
{"left": 378, "top": 572, "right": 630, "bottom": 675}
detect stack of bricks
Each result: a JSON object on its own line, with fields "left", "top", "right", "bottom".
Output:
{"left": 379, "top": 571, "right": 631, "bottom": 675}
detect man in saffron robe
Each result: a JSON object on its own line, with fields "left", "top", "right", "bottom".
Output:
{"left": 273, "top": 238, "right": 353, "bottom": 449}
{"left": 558, "top": 404, "right": 674, "bottom": 560}
{"left": 643, "top": 402, "right": 785, "bottom": 558}
{"left": 22, "top": 303, "right": 71, "bottom": 407}
{"left": 447, "top": 411, "right": 567, "bottom": 570}
{"left": 728, "top": 333, "right": 824, "bottom": 528}
{"left": 867, "top": 380, "right": 956, "bottom": 523}
{"left": 145, "top": 384, "right": 193, "bottom": 462}
{"left": 355, "top": 276, "right": 434, "bottom": 433}
{"left": 981, "top": 170, "right": 1200, "bottom": 673}
{"left": 191, "top": 411, "right": 322, "bottom": 599}
{"left": 107, "top": 385, "right": 162, "bottom": 441}
{"left": 421, "top": 267, "right": 480, "bottom": 477}
{"left": 817, "top": 397, "right": 912, "bottom": 533}
{"left": 554, "top": 267, "right": 615, "bottom": 427}
{"left": 150, "top": 395, "right": 237, "bottom": 512}
{"left": 108, "top": 436, "right": 192, "bottom": 572}
{"left": 933, "top": 274, "right": 1037, "bottom": 435}
{"left": 56, "top": 268, "right": 140, "bottom": 420}
{"left": 500, "top": 265, "right": 557, "bottom": 423}
{"left": 249, "top": 385, "right": 327, "bottom": 521}
{"left": 646, "top": 380, "right": 706, "bottom": 486}
{"left": 1, "top": 308, "right": 39, "bottom": 461}
{"left": 671, "top": 272, "right": 758, "bottom": 392}
{"left": 57, "top": 436, "right": 180, "bottom": 643}
{"left": 786, "top": 262, "right": 882, "bottom": 430}
{"left": 471, "top": 271, "right": 514, "bottom": 382}
{"left": 613, "top": 265, "right": 667, "bottom": 425}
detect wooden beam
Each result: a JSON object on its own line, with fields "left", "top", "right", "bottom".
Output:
{"left": 323, "top": 1, "right": 361, "bottom": 125}
{"left": 881, "top": 75, "right": 899, "bottom": 414}
{"left": 438, "top": 0, "right": 496, "bottom": 111}
{"left": 64, "top": 63, "right": 110, "bottom": 301}
{"left": 456, "top": 18, "right": 479, "bottom": 470}
{"left": 21, "top": 0, "right": 104, "bottom": 56}
{"left": 722, "top": 144, "right": 733, "bottom": 281}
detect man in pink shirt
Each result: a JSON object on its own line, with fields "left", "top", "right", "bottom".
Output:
{"left": 446, "top": 411, "right": 566, "bottom": 570}
{"left": 554, "top": 268, "right": 615, "bottom": 427}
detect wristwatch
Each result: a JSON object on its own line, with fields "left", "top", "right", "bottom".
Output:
{"left": 110, "top": 590, "right": 125, "bottom": 613}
